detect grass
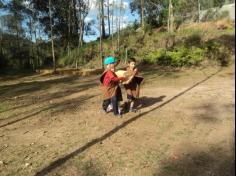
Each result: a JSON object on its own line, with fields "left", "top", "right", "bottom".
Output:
{"left": 0, "top": 61, "right": 234, "bottom": 176}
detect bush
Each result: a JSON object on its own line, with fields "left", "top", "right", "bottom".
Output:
{"left": 143, "top": 46, "right": 206, "bottom": 67}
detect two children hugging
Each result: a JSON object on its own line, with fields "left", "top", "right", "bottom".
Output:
{"left": 100, "top": 56, "right": 143, "bottom": 117}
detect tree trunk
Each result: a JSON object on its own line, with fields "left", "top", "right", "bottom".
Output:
{"left": 16, "top": 20, "right": 22, "bottom": 68}
{"left": 73, "top": 0, "right": 79, "bottom": 41}
{"left": 168, "top": 0, "right": 174, "bottom": 32}
{"left": 116, "top": 2, "right": 118, "bottom": 50}
{"left": 67, "top": 1, "right": 72, "bottom": 55}
{"left": 29, "top": 17, "right": 35, "bottom": 70}
{"left": 79, "top": 13, "right": 84, "bottom": 47}
{"left": 111, "top": 0, "right": 114, "bottom": 48}
{"left": 49, "top": 0, "right": 56, "bottom": 72}
{"left": 107, "top": 0, "right": 111, "bottom": 36}
{"left": 0, "top": 21, "right": 2, "bottom": 56}
{"left": 170, "top": 0, "right": 174, "bottom": 32}
{"left": 99, "top": 0, "right": 104, "bottom": 69}
{"left": 34, "top": 27, "right": 40, "bottom": 72}
{"left": 198, "top": 0, "right": 201, "bottom": 22}
{"left": 141, "top": 0, "right": 144, "bottom": 29}
{"left": 101, "top": 0, "right": 106, "bottom": 38}
{"left": 117, "top": 0, "right": 122, "bottom": 51}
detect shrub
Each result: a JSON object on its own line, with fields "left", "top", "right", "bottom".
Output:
{"left": 143, "top": 46, "right": 206, "bottom": 67}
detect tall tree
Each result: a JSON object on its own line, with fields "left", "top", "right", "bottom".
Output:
{"left": 99, "top": 0, "right": 104, "bottom": 68}
{"left": 101, "top": 0, "right": 106, "bottom": 38}
{"left": 6, "top": 0, "right": 25, "bottom": 68}
{"left": 107, "top": 0, "right": 111, "bottom": 36}
{"left": 168, "top": 0, "right": 173, "bottom": 32}
{"left": 111, "top": 0, "right": 114, "bottom": 48}
{"left": 141, "top": 0, "right": 144, "bottom": 29}
{"left": 49, "top": 0, "right": 56, "bottom": 72}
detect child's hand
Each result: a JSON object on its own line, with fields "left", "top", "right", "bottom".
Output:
{"left": 134, "top": 68, "right": 138, "bottom": 75}
{"left": 119, "top": 77, "right": 126, "bottom": 82}
{"left": 120, "top": 77, "right": 126, "bottom": 81}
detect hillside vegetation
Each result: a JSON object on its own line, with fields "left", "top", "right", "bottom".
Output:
{"left": 59, "top": 19, "right": 235, "bottom": 69}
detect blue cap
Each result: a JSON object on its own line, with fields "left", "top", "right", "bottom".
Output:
{"left": 104, "top": 56, "right": 116, "bottom": 65}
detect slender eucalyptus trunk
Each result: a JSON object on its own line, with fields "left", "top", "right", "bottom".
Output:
{"left": 101, "top": 0, "right": 106, "bottom": 38}
{"left": 170, "top": 0, "right": 174, "bottom": 32}
{"left": 141, "top": 0, "right": 144, "bottom": 31}
{"left": 107, "top": 0, "right": 111, "bottom": 36}
{"left": 73, "top": 0, "right": 79, "bottom": 41}
{"left": 111, "top": 0, "right": 114, "bottom": 48}
{"left": 198, "top": 0, "right": 201, "bottom": 22}
{"left": 99, "top": 0, "right": 104, "bottom": 69}
{"left": 34, "top": 27, "right": 40, "bottom": 72}
{"left": 67, "top": 1, "right": 72, "bottom": 55}
{"left": 49, "top": 0, "right": 56, "bottom": 72}
{"left": 29, "top": 17, "right": 35, "bottom": 70}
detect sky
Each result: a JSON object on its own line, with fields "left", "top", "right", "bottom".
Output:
{"left": 0, "top": 0, "right": 139, "bottom": 43}
{"left": 83, "top": 0, "right": 139, "bottom": 42}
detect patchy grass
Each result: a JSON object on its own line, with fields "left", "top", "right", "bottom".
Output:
{"left": 0, "top": 64, "right": 234, "bottom": 176}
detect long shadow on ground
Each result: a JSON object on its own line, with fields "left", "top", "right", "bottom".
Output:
{"left": 35, "top": 69, "right": 222, "bottom": 176}
{"left": 154, "top": 142, "right": 235, "bottom": 176}
{"left": 0, "top": 81, "right": 98, "bottom": 116}
{"left": 0, "top": 94, "right": 98, "bottom": 128}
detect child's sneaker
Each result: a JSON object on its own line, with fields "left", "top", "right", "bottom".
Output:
{"left": 114, "top": 108, "right": 122, "bottom": 118}
{"left": 106, "top": 104, "right": 113, "bottom": 112}
{"left": 129, "top": 107, "right": 137, "bottom": 113}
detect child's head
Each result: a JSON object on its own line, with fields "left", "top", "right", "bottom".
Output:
{"left": 128, "top": 58, "right": 136, "bottom": 69}
{"left": 105, "top": 56, "right": 116, "bottom": 71}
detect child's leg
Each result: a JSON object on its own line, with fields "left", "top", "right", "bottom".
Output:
{"left": 111, "top": 96, "right": 119, "bottom": 115}
{"left": 127, "top": 94, "right": 137, "bottom": 112}
{"left": 130, "top": 100, "right": 135, "bottom": 109}
{"left": 102, "top": 99, "right": 111, "bottom": 112}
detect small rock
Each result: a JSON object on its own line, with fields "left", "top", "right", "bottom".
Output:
{"left": 25, "top": 156, "right": 31, "bottom": 161}
{"left": 0, "top": 161, "right": 4, "bottom": 165}
{"left": 3, "top": 144, "right": 8, "bottom": 148}
{"left": 24, "top": 163, "right": 31, "bottom": 168}
{"left": 23, "top": 131, "right": 29, "bottom": 134}
{"left": 30, "top": 142, "right": 35, "bottom": 146}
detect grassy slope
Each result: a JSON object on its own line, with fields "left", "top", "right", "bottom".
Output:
{"left": 59, "top": 19, "right": 235, "bottom": 69}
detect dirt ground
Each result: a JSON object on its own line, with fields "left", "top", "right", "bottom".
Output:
{"left": 0, "top": 64, "right": 235, "bottom": 176}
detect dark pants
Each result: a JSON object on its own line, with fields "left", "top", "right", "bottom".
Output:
{"left": 102, "top": 96, "right": 119, "bottom": 115}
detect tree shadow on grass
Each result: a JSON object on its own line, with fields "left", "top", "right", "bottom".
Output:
{"left": 0, "top": 75, "right": 85, "bottom": 99}
{"left": 138, "top": 96, "right": 166, "bottom": 109}
{"left": 0, "top": 94, "right": 98, "bottom": 128}
{"left": 34, "top": 69, "right": 222, "bottom": 176}
{"left": 0, "top": 82, "right": 98, "bottom": 116}
{"left": 154, "top": 143, "right": 235, "bottom": 176}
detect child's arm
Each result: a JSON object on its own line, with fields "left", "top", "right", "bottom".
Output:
{"left": 134, "top": 68, "right": 139, "bottom": 75}
{"left": 107, "top": 71, "right": 125, "bottom": 83}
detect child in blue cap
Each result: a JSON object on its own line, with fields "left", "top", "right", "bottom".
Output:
{"left": 100, "top": 56, "right": 125, "bottom": 117}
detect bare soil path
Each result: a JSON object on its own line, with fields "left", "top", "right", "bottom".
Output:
{"left": 0, "top": 65, "right": 234, "bottom": 176}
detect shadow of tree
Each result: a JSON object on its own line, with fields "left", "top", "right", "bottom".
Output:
{"left": 139, "top": 96, "right": 166, "bottom": 109}
{"left": 53, "top": 158, "right": 106, "bottom": 176}
{"left": 191, "top": 102, "right": 235, "bottom": 123}
{"left": 34, "top": 69, "right": 222, "bottom": 176}
{"left": 192, "top": 103, "right": 221, "bottom": 123}
{"left": 154, "top": 144, "right": 235, "bottom": 176}
{"left": 0, "top": 94, "right": 97, "bottom": 128}
{"left": 0, "top": 76, "right": 78, "bottom": 98}
{"left": 0, "top": 78, "right": 99, "bottom": 115}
